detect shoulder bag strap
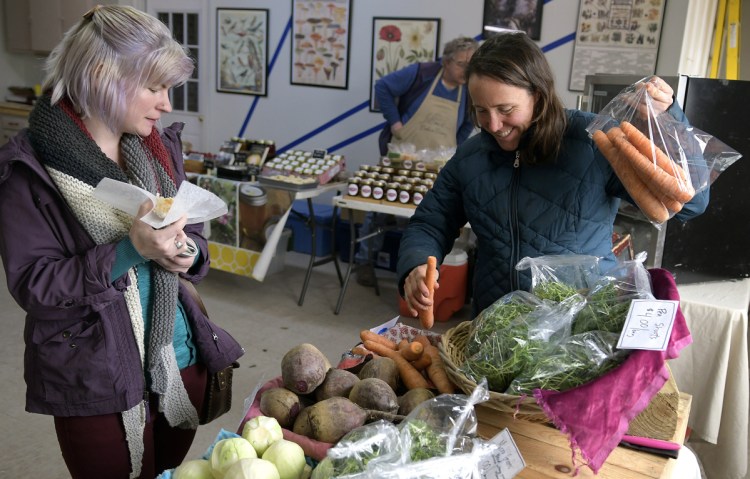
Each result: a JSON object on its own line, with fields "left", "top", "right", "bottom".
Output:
{"left": 179, "top": 276, "right": 208, "bottom": 317}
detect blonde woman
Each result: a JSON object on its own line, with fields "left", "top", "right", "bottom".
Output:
{"left": 0, "top": 6, "right": 243, "bottom": 478}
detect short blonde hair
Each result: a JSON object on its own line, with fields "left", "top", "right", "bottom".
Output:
{"left": 43, "top": 5, "right": 194, "bottom": 133}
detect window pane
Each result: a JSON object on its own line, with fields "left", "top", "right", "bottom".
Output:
{"left": 187, "top": 82, "right": 198, "bottom": 112}
{"left": 172, "top": 84, "right": 185, "bottom": 111}
{"left": 190, "top": 47, "right": 199, "bottom": 79}
{"left": 157, "top": 12, "right": 169, "bottom": 26}
{"left": 187, "top": 14, "right": 198, "bottom": 45}
{"left": 173, "top": 13, "right": 184, "bottom": 43}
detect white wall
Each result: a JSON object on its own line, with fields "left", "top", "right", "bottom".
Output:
{"left": 1, "top": 0, "right": 690, "bottom": 173}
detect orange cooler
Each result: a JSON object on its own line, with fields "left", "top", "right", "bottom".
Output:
{"left": 398, "top": 248, "right": 469, "bottom": 322}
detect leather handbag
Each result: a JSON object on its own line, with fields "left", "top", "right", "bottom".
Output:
{"left": 178, "top": 276, "right": 238, "bottom": 425}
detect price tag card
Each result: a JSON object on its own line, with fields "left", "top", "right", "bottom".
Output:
{"left": 617, "top": 299, "right": 678, "bottom": 351}
{"left": 312, "top": 149, "right": 327, "bottom": 160}
{"left": 477, "top": 429, "right": 526, "bottom": 479}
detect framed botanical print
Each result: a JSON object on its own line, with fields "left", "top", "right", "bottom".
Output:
{"left": 216, "top": 8, "right": 269, "bottom": 96}
{"left": 369, "top": 17, "right": 441, "bottom": 112}
{"left": 482, "top": 0, "right": 544, "bottom": 40}
{"left": 290, "top": 0, "right": 352, "bottom": 89}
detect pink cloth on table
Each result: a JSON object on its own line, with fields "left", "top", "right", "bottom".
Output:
{"left": 237, "top": 376, "right": 333, "bottom": 461}
{"left": 534, "top": 268, "right": 692, "bottom": 474}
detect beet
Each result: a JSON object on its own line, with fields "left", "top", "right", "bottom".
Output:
{"left": 281, "top": 343, "right": 331, "bottom": 395}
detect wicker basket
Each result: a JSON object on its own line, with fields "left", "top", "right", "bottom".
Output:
{"left": 438, "top": 320, "right": 549, "bottom": 421}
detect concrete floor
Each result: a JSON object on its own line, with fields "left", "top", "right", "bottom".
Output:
{"left": 0, "top": 252, "right": 469, "bottom": 477}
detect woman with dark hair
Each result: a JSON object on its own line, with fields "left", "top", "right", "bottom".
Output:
{"left": 397, "top": 32, "right": 709, "bottom": 318}
{"left": 0, "top": 5, "right": 243, "bottom": 478}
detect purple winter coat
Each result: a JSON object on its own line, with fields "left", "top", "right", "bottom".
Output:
{"left": 0, "top": 122, "right": 244, "bottom": 417}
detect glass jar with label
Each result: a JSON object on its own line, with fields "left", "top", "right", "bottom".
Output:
{"left": 360, "top": 179, "right": 374, "bottom": 198}
{"left": 385, "top": 182, "right": 400, "bottom": 202}
{"left": 398, "top": 184, "right": 412, "bottom": 205}
{"left": 347, "top": 177, "right": 361, "bottom": 197}
{"left": 412, "top": 184, "right": 428, "bottom": 206}
{"left": 372, "top": 180, "right": 386, "bottom": 200}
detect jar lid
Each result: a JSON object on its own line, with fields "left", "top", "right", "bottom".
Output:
{"left": 239, "top": 184, "right": 267, "bottom": 205}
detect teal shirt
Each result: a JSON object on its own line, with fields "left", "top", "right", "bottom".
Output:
{"left": 112, "top": 238, "right": 198, "bottom": 369}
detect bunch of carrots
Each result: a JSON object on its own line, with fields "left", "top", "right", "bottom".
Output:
{"left": 593, "top": 121, "right": 695, "bottom": 223}
{"left": 354, "top": 329, "right": 456, "bottom": 394}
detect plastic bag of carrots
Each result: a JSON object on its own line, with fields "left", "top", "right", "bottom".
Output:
{"left": 586, "top": 76, "right": 742, "bottom": 226}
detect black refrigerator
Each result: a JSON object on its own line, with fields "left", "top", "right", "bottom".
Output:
{"left": 661, "top": 77, "right": 750, "bottom": 282}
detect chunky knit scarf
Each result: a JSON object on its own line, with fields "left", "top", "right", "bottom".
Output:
{"left": 28, "top": 95, "right": 199, "bottom": 478}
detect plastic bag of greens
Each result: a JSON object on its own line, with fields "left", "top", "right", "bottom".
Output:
{"left": 516, "top": 254, "right": 602, "bottom": 301}
{"left": 573, "top": 253, "right": 654, "bottom": 335}
{"left": 466, "top": 290, "right": 542, "bottom": 357}
{"left": 506, "top": 330, "right": 630, "bottom": 394}
{"left": 311, "top": 421, "right": 401, "bottom": 479}
{"left": 461, "top": 294, "right": 585, "bottom": 392}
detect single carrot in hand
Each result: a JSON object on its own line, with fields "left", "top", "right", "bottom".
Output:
{"left": 363, "top": 339, "right": 430, "bottom": 389}
{"left": 359, "top": 330, "right": 397, "bottom": 350}
{"left": 419, "top": 256, "right": 438, "bottom": 330}
{"left": 607, "top": 127, "right": 693, "bottom": 203}
{"left": 594, "top": 130, "right": 670, "bottom": 223}
{"left": 398, "top": 340, "right": 424, "bottom": 361}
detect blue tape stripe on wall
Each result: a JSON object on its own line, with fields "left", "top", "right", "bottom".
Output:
{"left": 277, "top": 100, "right": 370, "bottom": 153}
{"left": 237, "top": 15, "right": 575, "bottom": 153}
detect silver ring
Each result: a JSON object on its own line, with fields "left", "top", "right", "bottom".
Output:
{"left": 175, "top": 240, "right": 184, "bottom": 249}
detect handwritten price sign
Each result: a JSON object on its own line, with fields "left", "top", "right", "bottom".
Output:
{"left": 617, "top": 299, "right": 678, "bottom": 351}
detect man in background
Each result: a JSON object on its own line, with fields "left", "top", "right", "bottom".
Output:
{"left": 357, "top": 36, "right": 479, "bottom": 286}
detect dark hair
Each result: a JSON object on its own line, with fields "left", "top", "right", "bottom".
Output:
{"left": 466, "top": 33, "right": 566, "bottom": 165}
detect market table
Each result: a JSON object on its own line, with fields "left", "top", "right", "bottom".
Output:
{"left": 669, "top": 278, "right": 750, "bottom": 479}
{"left": 191, "top": 174, "right": 344, "bottom": 291}
{"left": 331, "top": 195, "right": 416, "bottom": 314}
{"left": 476, "top": 393, "right": 692, "bottom": 478}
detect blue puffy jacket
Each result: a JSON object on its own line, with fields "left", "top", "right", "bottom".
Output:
{"left": 397, "top": 107, "right": 709, "bottom": 317}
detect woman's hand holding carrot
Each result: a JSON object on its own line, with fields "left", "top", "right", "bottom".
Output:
{"left": 403, "top": 258, "right": 440, "bottom": 320}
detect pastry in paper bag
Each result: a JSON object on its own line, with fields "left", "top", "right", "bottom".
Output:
{"left": 93, "top": 178, "right": 228, "bottom": 227}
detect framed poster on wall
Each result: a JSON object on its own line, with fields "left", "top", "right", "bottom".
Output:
{"left": 482, "top": 0, "right": 544, "bottom": 39}
{"left": 216, "top": 8, "right": 269, "bottom": 96}
{"left": 369, "top": 17, "right": 441, "bottom": 112}
{"left": 568, "top": 0, "right": 667, "bottom": 91}
{"left": 290, "top": 0, "right": 352, "bottom": 89}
